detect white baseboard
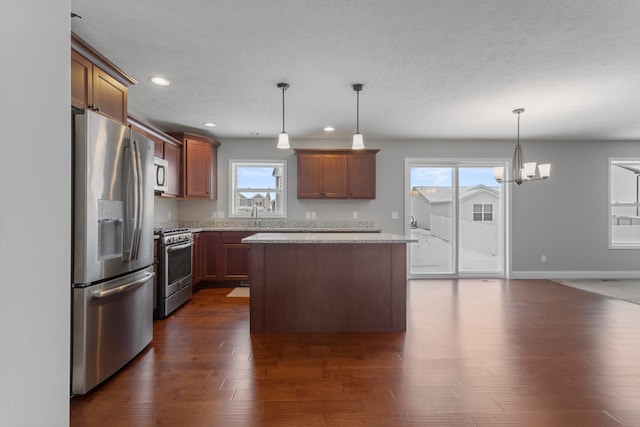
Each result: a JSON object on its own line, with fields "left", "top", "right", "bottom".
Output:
{"left": 511, "top": 270, "right": 640, "bottom": 279}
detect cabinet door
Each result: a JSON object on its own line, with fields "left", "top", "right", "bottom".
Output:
{"left": 201, "top": 232, "right": 220, "bottom": 281}
{"left": 297, "top": 154, "right": 324, "bottom": 198}
{"left": 163, "top": 141, "right": 182, "bottom": 197}
{"left": 348, "top": 152, "right": 376, "bottom": 199}
{"left": 192, "top": 233, "right": 202, "bottom": 285}
{"left": 222, "top": 244, "right": 250, "bottom": 280}
{"left": 184, "top": 138, "right": 212, "bottom": 198}
{"left": 321, "top": 155, "right": 348, "bottom": 198}
{"left": 221, "top": 232, "right": 253, "bottom": 281}
{"left": 71, "top": 50, "right": 92, "bottom": 110}
{"left": 92, "top": 67, "right": 127, "bottom": 124}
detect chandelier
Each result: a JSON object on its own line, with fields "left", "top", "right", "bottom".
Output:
{"left": 494, "top": 108, "right": 551, "bottom": 185}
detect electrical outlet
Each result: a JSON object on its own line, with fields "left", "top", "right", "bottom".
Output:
{"left": 391, "top": 211, "right": 399, "bottom": 219}
{"left": 217, "top": 211, "right": 225, "bottom": 218}
{"left": 311, "top": 212, "right": 316, "bottom": 219}
{"left": 541, "top": 254, "right": 547, "bottom": 263}
{"left": 353, "top": 211, "right": 358, "bottom": 219}
{"left": 306, "top": 211, "right": 311, "bottom": 219}
{"left": 168, "top": 211, "right": 172, "bottom": 220}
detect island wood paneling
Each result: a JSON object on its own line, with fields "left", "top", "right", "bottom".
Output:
{"left": 249, "top": 242, "right": 407, "bottom": 333}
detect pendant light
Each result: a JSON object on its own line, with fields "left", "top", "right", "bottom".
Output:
{"left": 276, "top": 82, "right": 290, "bottom": 149}
{"left": 352, "top": 83, "right": 365, "bottom": 150}
{"left": 493, "top": 108, "right": 551, "bottom": 185}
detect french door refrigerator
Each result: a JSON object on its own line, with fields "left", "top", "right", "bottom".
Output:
{"left": 71, "top": 109, "right": 155, "bottom": 394}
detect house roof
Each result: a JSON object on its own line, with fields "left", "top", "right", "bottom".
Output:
{"left": 413, "top": 185, "right": 500, "bottom": 204}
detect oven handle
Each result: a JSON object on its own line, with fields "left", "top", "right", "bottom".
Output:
{"left": 92, "top": 272, "right": 155, "bottom": 299}
{"left": 166, "top": 241, "right": 194, "bottom": 252}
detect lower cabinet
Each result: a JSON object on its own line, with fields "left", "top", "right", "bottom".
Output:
{"left": 192, "top": 232, "right": 203, "bottom": 285}
{"left": 221, "top": 232, "right": 253, "bottom": 281}
{"left": 193, "top": 231, "right": 254, "bottom": 285}
{"left": 201, "top": 232, "right": 222, "bottom": 282}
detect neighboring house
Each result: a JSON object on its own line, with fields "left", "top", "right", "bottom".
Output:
{"left": 411, "top": 185, "right": 501, "bottom": 229}
{"left": 237, "top": 192, "right": 273, "bottom": 212}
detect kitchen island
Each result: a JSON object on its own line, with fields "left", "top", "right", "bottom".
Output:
{"left": 243, "top": 233, "right": 415, "bottom": 333}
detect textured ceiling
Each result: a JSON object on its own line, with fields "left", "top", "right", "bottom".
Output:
{"left": 70, "top": 0, "right": 640, "bottom": 143}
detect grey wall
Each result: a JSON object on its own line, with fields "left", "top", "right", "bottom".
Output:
{"left": 0, "top": 0, "right": 71, "bottom": 425}
{"left": 176, "top": 136, "right": 640, "bottom": 278}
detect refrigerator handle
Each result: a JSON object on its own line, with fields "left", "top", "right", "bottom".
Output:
{"left": 91, "top": 272, "right": 155, "bottom": 299}
{"left": 124, "top": 140, "right": 137, "bottom": 262}
{"left": 130, "top": 138, "right": 143, "bottom": 260}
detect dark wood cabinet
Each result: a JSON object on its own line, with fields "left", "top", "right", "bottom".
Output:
{"left": 71, "top": 33, "right": 135, "bottom": 125}
{"left": 221, "top": 232, "right": 253, "bottom": 281}
{"left": 297, "top": 153, "right": 348, "bottom": 198}
{"left": 169, "top": 133, "right": 220, "bottom": 200}
{"left": 201, "top": 232, "right": 221, "bottom": 281}
{"left": 295, "top": 149, "right": 378, "bottom": 199}
{"left": 348, "top": 151, "right": 377, "bottom": 199}
{"left": 192, "top": 232, "right": 203, "bottom": 285}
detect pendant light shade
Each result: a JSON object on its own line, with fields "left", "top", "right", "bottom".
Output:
{"left": 352, "top": 83, "right": 365, "bottom": 150}
{"left": 277, "top": 132, "right": 290, "bottom": 149}
{"left": 493, "top": 108, "right": 551, "bottom": 185}
{"left": 276, "top": 82, "right": 290, "bottom": 149}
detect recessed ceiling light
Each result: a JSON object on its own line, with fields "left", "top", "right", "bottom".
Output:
{"left": 150, "top": 76, "right": 170, "bottom": 86}
{"left": 324, "top": 126, "right": 335, "bottom": 132}
{"left": 203, "top": 122, "right": 217, "bottom": 128}
{"left": 249, "top": 132, "right": 260, "bottom": 136}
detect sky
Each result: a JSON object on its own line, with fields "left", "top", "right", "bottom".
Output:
{"left": 410, "top": 167, "right": 499, "bottom": 187}
{"left": 237, "top": 166, "right": 277, "bottom": 189}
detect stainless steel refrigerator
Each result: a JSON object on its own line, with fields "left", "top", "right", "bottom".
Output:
{"left": 71, "top": 109, "right": 155, "bottom": 395}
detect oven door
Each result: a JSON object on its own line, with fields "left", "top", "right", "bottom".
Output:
{"left": 163, "top": 241, "right": 193, "bottom": 296}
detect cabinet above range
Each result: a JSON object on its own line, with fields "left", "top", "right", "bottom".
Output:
{"left": 294, "top": 149, "right": 379, "bottom": 199}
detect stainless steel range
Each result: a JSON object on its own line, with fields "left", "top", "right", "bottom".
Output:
{"left": 156, "top": 227, "right": 194, "bottom": 318}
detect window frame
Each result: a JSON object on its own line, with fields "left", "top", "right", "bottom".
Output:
{"left": 473, "top": 203, "right": 493, "bottom": 222}
{"left": 229, "top": 159, "right": 287, "bottom": 218}
{"left": 609, "top": 158, "right": 640, "bottom": 249}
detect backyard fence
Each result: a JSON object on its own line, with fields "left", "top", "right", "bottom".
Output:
{"left": 429, "top": 214, "right": 499, "bottom": 256}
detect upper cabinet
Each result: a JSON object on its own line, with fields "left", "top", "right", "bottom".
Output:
{"left": 71, "top": 33, "right": 136, "bottom": 125}
{"left": 169, "top": 133, "right": 221, "bottom": 200}
{"left": 295, "top": 149, "right": 379, "bottom": 199}
{"left": 129, "top": 115, "right": 184, "bottom": 198}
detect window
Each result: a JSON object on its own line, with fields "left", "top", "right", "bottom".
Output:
{"left": 230, "top": 160, "right": 287, "bottom": 218}
{"left": 473, "top": 204, "right": 493, "bottom": 221}
{"left": 610, "top": 158, "right": 640, "bottom": 248}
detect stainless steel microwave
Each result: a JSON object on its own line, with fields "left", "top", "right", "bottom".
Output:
{"left": 154, "top": 157, "right": 169, "bottom": 193}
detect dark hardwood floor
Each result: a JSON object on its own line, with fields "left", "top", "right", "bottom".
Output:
{"left": 70, "top": 279, "right": 640, "bottom": 426}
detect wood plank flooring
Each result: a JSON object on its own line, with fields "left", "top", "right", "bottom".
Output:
{"left": 70, "top": 279, "right": 640, "bottom": 426}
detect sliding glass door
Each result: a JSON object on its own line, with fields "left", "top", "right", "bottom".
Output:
{"left": 406, "top": 160, "right": 506, "bottom": 277}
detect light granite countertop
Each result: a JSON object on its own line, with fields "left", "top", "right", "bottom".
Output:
{"left": 159, "top": 219, "right": 382, "bottom": 234}
{"left": 242, "top": 232, "right": 416, "bottom": 244}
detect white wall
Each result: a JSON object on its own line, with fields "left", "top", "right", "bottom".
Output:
{"left": 0, "top": 1, "right": 70, "bottom": 426}
{"left": 177, "top": 136, "right": 640, "bottom": 277}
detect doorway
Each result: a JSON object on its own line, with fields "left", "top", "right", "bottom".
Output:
{"left": 405, "top": 159, "right": 507, "bottom": 278}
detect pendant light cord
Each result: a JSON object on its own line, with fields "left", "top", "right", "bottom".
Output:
{"left": 356, "top": 89, "right": 360, "bottom": 134}
{"left": 282, "top": 85, "right": 286, "bottom": 133}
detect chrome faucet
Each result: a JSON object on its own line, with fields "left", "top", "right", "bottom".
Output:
{"left": 251, "top": 205, "right": 261, "bottom": 228}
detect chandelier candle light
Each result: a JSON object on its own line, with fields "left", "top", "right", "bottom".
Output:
{"left": 276, "top": 82, "right": 290, "bottom": 149}
{"left": 493, "top": 108, "right": 551, "bottom": 185}
{"left": 352, "top": 83, "right": 365, "bottom": 150}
